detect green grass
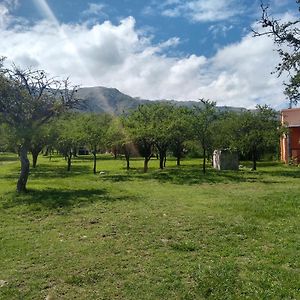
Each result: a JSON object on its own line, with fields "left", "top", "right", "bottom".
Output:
{"left": 0, "top": 153, "right": 299, "bottom": 299}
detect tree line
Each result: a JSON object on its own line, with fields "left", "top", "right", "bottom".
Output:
{"left": 0, "top": 61, "right": 281, "bottom": 193}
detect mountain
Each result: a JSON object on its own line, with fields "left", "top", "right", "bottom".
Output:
{"left": 75, "top": 86, "right": 246, "bottom": 114}
{"left": 76, "top": 86, "right": 148, "bottom": 114}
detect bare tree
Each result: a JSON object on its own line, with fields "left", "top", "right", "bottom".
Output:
{"left": 0, "top": 60, "right": 78, "bottom": 192}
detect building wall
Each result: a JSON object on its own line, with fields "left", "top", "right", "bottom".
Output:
{"left": 281, "top": 108, "right": 300, "bottom": 164}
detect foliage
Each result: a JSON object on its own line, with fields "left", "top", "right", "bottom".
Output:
{"left": 169, "top": 106, "right": 193, "bottom": 165}
{"left": 236, "top": 106, "right": 280, "bottom": 170}
{"left": 55, "top": 114, "right": 84, "bottom": 171}
{"left": 254, "top": 1, "right": 300, "bottom": 106}
{"left": 0, "top": 62, "right": 78, "bottom": 192}
{"left": 125, "top": 104, "right": 156, "bottom": 172}
{"left": 80, "top": 113, "right": 113, "bottom": 173}
{"left": 191, "top": 99, "right": 218, "bottom": 174}
{"left": 0, "top": 122, "right": 16, "bottom": 152}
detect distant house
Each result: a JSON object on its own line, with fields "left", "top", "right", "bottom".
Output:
{"left": 280, "top": 108, "right": 300, "bottom": 164}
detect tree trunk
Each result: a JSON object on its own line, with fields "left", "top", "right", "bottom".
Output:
{"left": 202, "top": 147, "right": 206, "bottom": 174}
{"left": 32, "top": 151, "right": 38, "bottom": 168}
{"left": 67, "top": 152, "right": 72, "bottom": 171}
{"left": 158, "top": 149, "right": 166, "bottom": 170}
{"left": 17, "top": 145, "right": 30, "bottom": 193}
{"left": 176, "top": 156, "right": 181, "bottom": 166}
{"left": 93, "top": 150, "right": 97, "bottom": 174}
{"left": 125, "top": 153, "right": 130, "bottom": 170}
{"left": 144, "top": 157, "right": 150, "bottom": 172}
{"left": 252, "top": 150, "right": 257, "bottom": 171}
{"left": 31, "top": 146, "right": 42, "bottom": 168}
{"left": 159, "top": 155, "right": 164, "bottom": 169}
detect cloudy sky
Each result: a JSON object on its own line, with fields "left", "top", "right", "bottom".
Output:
{"left": 0, "top": 0, "right": 298, "bottom": 108}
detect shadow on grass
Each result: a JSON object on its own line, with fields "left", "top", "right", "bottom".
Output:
{"left": 31, "top": 164, "right": 92, "bottom": 179}
{"left": 260, "top": 168, "right": 300, "bottom": 178}
{"left": 0, "top": 153, "right": 19, "bottom": 162}
{"left": 0, "top": 162, "right": 92, "bottom": 181}
{"left": 2, "top": 188, "right": 137, "bottom": 212}
{"left": 102, "top": 161, "right": 300, "bottom": 185}
{"left": 101, "top": 165, "right": 253, "bottom": 185}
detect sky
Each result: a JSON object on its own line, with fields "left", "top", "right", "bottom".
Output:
{"left": 0, "top": 0, "right": 298, "bottom": 108}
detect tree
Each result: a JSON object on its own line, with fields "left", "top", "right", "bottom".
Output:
{"left": 125, "top": 105, "right": 155, "bottom": 172}
{"left": 149, "top": 103, "right": 175, "bottom": 170}
{"left": 107, "top": 117, "right": 133, "bottom": 170}
{"left": 237, "top": 106, "right": 280, "bottom": 170}
{"left": 81, "top": 113, "right": 112, "bottom": 174}
{"left": 211, "top": 110, "right": 242, "bottom": 151}
{"left": 29, "top": 123, "right": 54, "bottom": 168}
{"left": 253, "top": 1, "right": 300, "bottom": 106}
{"left": 169, "top": 107, "right": 193, "bottom": 166}
{"left": 0, "top": 61, "right": 78, "bottom": 192}
{"left": 192, "top": 99, "right": 218, "bottom": 174}
{"left": 55, "top": 114, "right": 83, "bottom": 171}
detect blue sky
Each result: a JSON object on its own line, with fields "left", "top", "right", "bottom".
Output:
{"left": 0, "top": 0, "right": 298, "bottom": 108}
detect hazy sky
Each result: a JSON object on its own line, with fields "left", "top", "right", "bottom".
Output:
{"left": 0, "top": 0, "right": 298, "bottom": 108}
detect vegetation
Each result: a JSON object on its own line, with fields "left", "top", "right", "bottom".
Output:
{"left": 0, "top": 56, "right": 292, "bottom": 299}
{"left": 254, "top": 0, "right": 300, "bottom": 106}
{"left": 0, "top": 60, "right": 78, "bottom": 192}
{"left": 0, "top": 153, "right": 299, "bottom": 299}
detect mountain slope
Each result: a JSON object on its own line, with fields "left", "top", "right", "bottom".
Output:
{"left": 76, "top": 86, "right": 246, "bottom": 114}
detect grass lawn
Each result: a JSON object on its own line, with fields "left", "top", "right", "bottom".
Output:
{"left": 0, "top": 153, "right": 299, "bottom": 299}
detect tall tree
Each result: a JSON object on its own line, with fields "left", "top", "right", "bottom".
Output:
{"left": 125, "top": 105, "right": 155, "bottom": 172}
{"left": 237, "top": 106, "right": 280, "bottom": 170}
{"left": 81, "top": 113, "right": 112, "bottom": 174}
{"left": 0, "top": 61, "right": 78, "bottom": 191}
{"left": 55, "top": 114, "right": 83, "bottom": 171}
{"left": 192, "top": 99, "right": 217, "bottom": 174}
{"left": 107, "top": 117, "right": 133, "bottom": 170}
{"left": 29, "top": 123, "right": 54, "bottom": 168}
{"left": 149, "top": 103, "right": 175, "bottom": 170}
{"left": 253, "top": 1, "right": 300, "bottom": 106}
{"left": 169, "top": 107, "right": 193, "bottom": 166}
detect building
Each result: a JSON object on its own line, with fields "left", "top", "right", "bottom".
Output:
{"left": 280, "top": 108, "right": 300, "bottom": 164}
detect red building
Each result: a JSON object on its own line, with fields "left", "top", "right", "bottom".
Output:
{"left": 280, "top": 108, "right": 300, "bottom": 164}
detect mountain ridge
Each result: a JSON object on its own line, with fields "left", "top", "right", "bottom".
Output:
{"left": 76, "top": 86, "right": 247, "bottom": 114}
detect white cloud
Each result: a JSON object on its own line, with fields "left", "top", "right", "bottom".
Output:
{"left": 0, "top": 0, "right": 19, "bottom": 27}
{"left": 0, "top": 12, "right": 288, "bottom": 108}
{"left": 209, "top": 24, "right": 234, "bottom": 38}
{"left": 158, "top": 0, "right": 244, "bottom": 22}
{"left": 82, "top": 3, "right": 107, "bottom": 18}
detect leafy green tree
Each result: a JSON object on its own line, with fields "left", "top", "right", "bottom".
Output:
{"left": 237, "top": 105, "right": 280, "bottom": 170}
{"left": 0, "top": 61, "right": 78, "bottom": 192}
{"left": 254, "top": 1, "right": 300, "bottom": 106}
{"left": 81, "top": 113, "right": 112, "bottom": 174}
{"left": 107, "top": 117, "right": 133, "bottom": 170}
{"left": 125, "top": 105, "right": 155, "bottom": 172}
{"left": 149, "top": 103, "right": 175, "bottom": 170}
{"left": 169, "top": 107, "right": 193, "bottom": 166}
{"left": 211, "top": 111, "right": 242, "bottom": 151}
{"left": 55, "top": 114, "right": 83, "bottom": 171}
{"left": 192, "top": 99, "right": 218, "bottom": 174}
{"left": 29, "top": 123, "right": 55, "bottom": 168}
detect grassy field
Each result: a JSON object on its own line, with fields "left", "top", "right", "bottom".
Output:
{"left": 0, "top": 153, "right": 299, "bottom": 300}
